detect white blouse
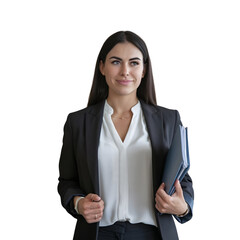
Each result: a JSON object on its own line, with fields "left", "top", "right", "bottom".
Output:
{"left": 98, "top": 100, "right": 157, "bottom": 227}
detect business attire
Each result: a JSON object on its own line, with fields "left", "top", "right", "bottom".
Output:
{"left": 99, "top": 100, "right": 157, "bottom": 227}
{"left": 58, "top": 100, "right": 194, "bottom": 240}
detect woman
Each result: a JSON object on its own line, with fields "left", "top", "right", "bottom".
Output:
{"left": 58, "top": 31, "right": 194, "bottom": 240}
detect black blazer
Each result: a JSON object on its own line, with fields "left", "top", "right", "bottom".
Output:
{"left": 58, "top": 100, "right": 194, "bottom": 240}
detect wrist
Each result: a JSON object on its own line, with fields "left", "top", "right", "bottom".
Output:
{"left": 176, "top": 203, "right": 189, "bottom": 217}
{"left": 74, "top": 196, "right": 84, "bottom": 214}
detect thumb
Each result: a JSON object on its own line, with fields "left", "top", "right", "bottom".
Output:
{"left": 87, "top": 193, "right": 101, "bottom": 202}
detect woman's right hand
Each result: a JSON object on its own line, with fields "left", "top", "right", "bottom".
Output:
{"left": 74, "top": 194, "right": 104, "bottom": 223}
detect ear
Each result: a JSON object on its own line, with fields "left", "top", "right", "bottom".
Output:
{"left": 99, "top": 60, "right": 105, "bottom": 76}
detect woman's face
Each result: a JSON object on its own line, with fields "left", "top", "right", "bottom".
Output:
{"left": 100, "top": 42, "right": 145, "bottom": 99}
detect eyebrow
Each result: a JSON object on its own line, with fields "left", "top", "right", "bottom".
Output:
{"left": 109, "top": 56, "right": 142, "bottom": 61}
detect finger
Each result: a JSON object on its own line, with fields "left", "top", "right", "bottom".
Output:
{"left": 79, "top": 197, "right": 103, "bottom": 214}
{"left": 86, "top": 193, "right": 101, "bottom": 202}
{"left": 90, "top": 204, "right": 102, "bottom": 212}
{"left": 85, "top": 214, "right": 101, "bottom": 223}
{"left": 159, "top": 182, "right": 165, "bottom": 190}
{"left": 155, "top": 197, "right": 168, "bottom": 214}
{"left": 174, "top": 180, "right": 183, "bottom": 197}
{"left": 156, "top": 186, "right": 170, "bottom": 202}
{"left": 155, "top": 189, "right": 165, "bottom": 203}
{"left": 91, "top": 210, "right": 103, "bottom": 218}
{"left": 155, "top": 190, "right": 169, "bottom": 214}
{"left": 89, "top": 199, "right": 104, "bottom": 211}
{"left": 94, "top": 213, "right": 102, "bottom": 222}
{"left": 91, "top": 210, "right": 104, "bottom": 222}
{"left": 84, "top": 207, "right": 104, "bottom": 223}
{"left": 156, "top": 183, "right": 165, "bottom": 196}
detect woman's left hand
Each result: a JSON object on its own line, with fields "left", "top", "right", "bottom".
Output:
{"left": 155, "top": 180, "right": 188, "bottom": 216}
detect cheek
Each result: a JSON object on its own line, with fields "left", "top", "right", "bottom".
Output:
{"left": 105, "top": 73, "right": 114, "bottom": 85}
{"left": 104, "top": 71, "right": 117, "bottom": 87}
{"left": 135, "top": 70, "right": 144, "bottom": 82}
{"left": 134, "top": 66, "right": 144, "bottom": 77}
{"left": 135, "top": 71, "right": 144, "bottom": 87}
{"left": 136, "top": 79, "right": 142, "bottom": 88}
{"left": 104, "top": 67, "right": 118, "bottom": 80}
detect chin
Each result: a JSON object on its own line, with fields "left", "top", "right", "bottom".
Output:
{"left": 116, "top": 90, "right": 137, "bottom": 97}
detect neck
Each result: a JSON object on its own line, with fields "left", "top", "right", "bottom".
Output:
{"left": 107, "top": 94, "right": 138, "bottom": 114}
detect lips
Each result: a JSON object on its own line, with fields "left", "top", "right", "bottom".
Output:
{"left": 117, "top": 80, "right": 133, "bottom": 86}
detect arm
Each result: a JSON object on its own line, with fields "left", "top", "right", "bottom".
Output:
{"left": 57, "top": 114, "right": 85, "bottom": 218}
{"left": 155, "top": 110, "right": 194, "bottom": 223}
{"left": 172, "top": 110, "right": 194, "bottom": 223}
{"left": 57, "top": 114, "right": 104, "bottom": 221}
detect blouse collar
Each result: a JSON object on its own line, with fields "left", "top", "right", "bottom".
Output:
{"left": 104, "top": 100, "right": 141, "bottom": 116}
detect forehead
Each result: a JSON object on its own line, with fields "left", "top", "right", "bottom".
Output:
{"left": 107, "top": 42, "right": 143, "bottom": 59}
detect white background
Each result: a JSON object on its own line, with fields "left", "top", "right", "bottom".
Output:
{"left": 1, "top": 0, "right": 240, "bottom": 239}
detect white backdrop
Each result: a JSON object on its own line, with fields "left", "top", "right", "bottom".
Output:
{"left": 1, "top": 0, "right": 239, "bottom": 239}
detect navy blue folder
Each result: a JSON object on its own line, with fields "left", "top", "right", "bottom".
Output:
{"left": 162, "top": 125, "right": 190, "bottom": 195}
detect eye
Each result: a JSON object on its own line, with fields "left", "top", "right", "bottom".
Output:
{"left": 111, "top": 60, "right": 120, "bottom": 65}
{"left": 130, "top": 61, "right": 140, "bottom": 66}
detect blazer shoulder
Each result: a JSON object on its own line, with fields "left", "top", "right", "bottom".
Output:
{"left": 67, "top": 101, "right": 105, "bottom": 121}
{"left": 141, "top": 101, "right": 180, "bottom": 119}
{"left": 154, "top": 105, "right": 181, "bottom": 124}
{"left": 155, "top": 105, "right": 178, "bottom": 114}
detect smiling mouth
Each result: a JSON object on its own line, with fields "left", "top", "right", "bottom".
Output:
{"left": 117, "top": 80, "right": 133, "bottom": 85}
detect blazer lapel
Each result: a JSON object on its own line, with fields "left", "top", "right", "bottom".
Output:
{"left": 85, "top": 101, "right": 105, "bottom": 195}
{"left": 140, "top": 101, "right": 166, "bottom": 194}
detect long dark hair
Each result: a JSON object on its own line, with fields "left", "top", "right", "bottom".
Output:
{"left": 87, "top": 31, "right": 157, "bottom": 106}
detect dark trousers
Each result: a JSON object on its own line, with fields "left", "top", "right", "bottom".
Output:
{"left": 98, "top": 221, "right": 162, "bottom": 240}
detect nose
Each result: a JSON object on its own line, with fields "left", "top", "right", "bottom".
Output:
{"left": 121, "top": 64, "right": 129, "bottom": 77}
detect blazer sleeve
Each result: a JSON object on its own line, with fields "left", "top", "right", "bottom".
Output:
{"left": 174, "top": 110, "right": 194, "bottom": 224}
{"left": 57, "top": 114, "right": 85, "bottom": 218}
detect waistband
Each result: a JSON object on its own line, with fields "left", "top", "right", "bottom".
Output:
{"left": 99, "top": 221, "right": 158, "bottom": 234}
